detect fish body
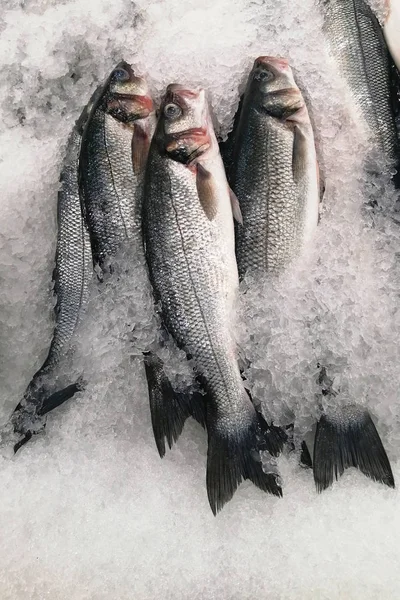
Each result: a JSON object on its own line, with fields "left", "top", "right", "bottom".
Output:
{"left": 5, "top": 62, "right": 155, "bottom": 452}
{"left": 320, "top": 0, "right": 400, "bottom": 176}
{"left": 79, "top": 62, "right": 155, "bottom": 269}
{"left": 143, "top": 84, "right": 281, "bottom": 513}
{"left": 228, "top": 56, "right": 319, "bottom": 279}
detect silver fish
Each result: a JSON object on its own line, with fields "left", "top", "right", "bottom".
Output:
{"left": 5, "top": 92, "right": 97, "bottom": 451}
{"left": 6, "top": 62, "right": 156, "bottom": 452}
{"left": 320, "top": 0, "right": 400, "bottom": 182}
{"left": 143, "top": 84, "right": 282, "bottom": 514}
{"left": 226, "top": 57, "right": 394, "bottom": 493}
{"left": 229, "top": 56, "right": 319, "bottom": 279}
{"left": 79, "top": 61, "right": 155, "bottom": 269}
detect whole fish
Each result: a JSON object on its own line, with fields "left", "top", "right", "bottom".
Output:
{"left": 228, "top": 56, "right": 320, "bottom": 279}
{"left": 226, "top": 57, "right": 394, "bottom": 493}
{"left": 319, "top": 0, "right": 400, "bottom": 184}
{"left": 79, "top": 61, "right": 155, "bottom": 269}
{"left": 312, "top": 3, "right": 397, "bottom": 488}
{"left": 4, "top": 62, "right": 155, "bottom": 452}
{"left": 143, "top": 83, "right": 282, "bottom": 514}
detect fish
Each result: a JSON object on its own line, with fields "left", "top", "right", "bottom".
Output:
{"left": 319, "top": 0, "right": 400, "bottom": 185}
{"left": 79, "top": 61, "right": 155, "bottom": 270}
{"left": 227, "top": 56, "right": 320, "bottom": 280}
{"left": 4, "top": 62, "right": 156, "bottom": 453}
{"left": 142, "top": 83, "right": 282, "bottom": 514}
{"left": 225, "top": 57, "right": 394, "bottom": 492}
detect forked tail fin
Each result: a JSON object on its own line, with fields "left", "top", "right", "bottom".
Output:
{"left": 313, "top": 405, "right": 395, "bottom": 492}
{"left": 206, "top": 407, "right": 282, "bottom": 515}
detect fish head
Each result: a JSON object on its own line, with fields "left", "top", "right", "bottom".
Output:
{"left": 157, "top": 84, "right": 212, "bottom": 164}
{"left": 104, "top": 61, "right": 154, "bottom": 124}
{"left": 247, "top": 56, "right": 305, "bottom": 121}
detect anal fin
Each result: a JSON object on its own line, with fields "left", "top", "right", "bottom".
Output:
{"left": 143, "top": 351, "right": 206, "bottom": 457}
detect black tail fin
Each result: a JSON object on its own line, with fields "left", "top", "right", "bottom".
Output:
{"left": 143, "top": 351, "right": 206, "bottom": 457}
{"left": 206, "top": 409, "right": 282, "bottom": 515}
{"left": 313, "top": 405, "right": 395, "bottom": 491}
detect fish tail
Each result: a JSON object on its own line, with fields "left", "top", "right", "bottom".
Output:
{"left": 143, "top": 351, "right": 206, "bottom": 457}
{"left": 6, "top": 379, "right": 84, "bottom": 454}
{"left": 206, "top": 406, "right": 282, "bottom": 515}
{"left": 313, "top": 405, "right": 395, "bottom": 491}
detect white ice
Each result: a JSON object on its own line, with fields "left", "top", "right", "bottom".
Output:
{"left": 1, "top": 0, "right": 400, "bottom": 598}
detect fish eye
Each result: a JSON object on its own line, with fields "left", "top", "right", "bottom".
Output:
{"left": 163, "top": 103, "right": 182, "bottom": 119}
{"left": 254, "top": 69, "right": 274, "bottom": 82}
{"left": 113, "top": 68, "right": 129, "bottom": 82}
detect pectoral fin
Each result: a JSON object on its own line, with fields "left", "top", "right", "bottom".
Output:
{"left": 292, "top": 125, "right": 308, "bottom": 184}
{"left": 228, "top": 187, "right": 243, "bottom": 224}
{"left": 196, "top": 163, "right": 218, "bottom": 221}
{"left": 132, "top": 123, "right": 151, "bottom": 176}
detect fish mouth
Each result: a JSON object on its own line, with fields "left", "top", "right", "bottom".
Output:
{"left": 255, "top": 56, "right": 290, "bottom": 71}
{"left": 163, "top": 84, "right": 205, "bottom": 111}
{"left": 251, "top": 56, "right": 294, "bottom": 88}
{"left": 166, "top": 83, "right": 203, "bottom": 98}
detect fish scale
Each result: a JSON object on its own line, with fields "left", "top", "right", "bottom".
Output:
{"left": 80, "top": 110, "right": 143, "bottom": 265}
{"left": 321, "top": 0, "right": 399, "bottom": 164}
{"left": 47, "top": 128, "right": 93, "bottom": 370}
{"left": 235, "top": 116, "right": 305, "bottom": 276}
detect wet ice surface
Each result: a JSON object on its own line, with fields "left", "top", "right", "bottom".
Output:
{"left": 1, "top": 0, "right": 400, "bottom": 598}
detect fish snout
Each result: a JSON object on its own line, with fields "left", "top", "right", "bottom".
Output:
{"left": 255, "top": 56, "right": 290, "bottom": 72}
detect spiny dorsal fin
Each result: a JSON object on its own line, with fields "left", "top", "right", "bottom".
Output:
{"left": 196, "top": 163, "right": 218, "bottom": 221}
